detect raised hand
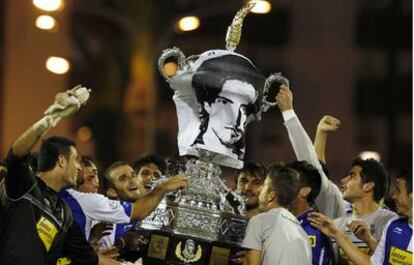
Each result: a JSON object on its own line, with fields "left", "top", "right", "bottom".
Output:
{"left": 44, "top": 85, "right": 91, "bottom": 127}
{"left": 317, "top": 115, "right": 341, "bottom": 133}
{"left": 275, "top": 85, "right": 293, "bottom": 112}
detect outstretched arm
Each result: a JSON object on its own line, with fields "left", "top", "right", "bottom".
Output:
{"left": 314, "top": 115, "right": 341, "bottom": 164}
{"left": 130, "top": 175, "right": 188, "bottom": 220}
{"left": 6, "top": 86, "right": 90, "bottom": 199}
{"left": 276, "top": 86, "right": 345, "bottom": 219}
{"left": 308, "top": 212, "right": 371, "bottom": 265}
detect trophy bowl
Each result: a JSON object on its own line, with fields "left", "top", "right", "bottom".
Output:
{"left": 140, "top": 2, "right": 290, "bottom": 264}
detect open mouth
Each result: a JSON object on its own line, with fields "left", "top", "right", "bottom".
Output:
{"left": 128, "top": 186, "right": 139, "bottom": 192}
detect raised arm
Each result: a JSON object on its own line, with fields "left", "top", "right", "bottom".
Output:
{"left": 130, "top": 175, "right": 188, "bottom": 220}
{"left": 11, "top": 85, "right": 90, "bottom": 157}
{"left": 314, "top": 115, "right": 341, "bottom": 164}
{"left": 275, "top": 86, "right": 345, "bottom": 219}
{"left": 6, "top": 86, "right": 90, "bottom": 199}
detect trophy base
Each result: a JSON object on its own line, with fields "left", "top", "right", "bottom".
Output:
{"left": 140, "top": 229, "right": 243, "bottom": 265}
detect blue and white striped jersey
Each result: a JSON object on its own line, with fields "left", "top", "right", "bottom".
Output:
{"left": 298, "top": 209, "right": 332, "bottom": 265}
{"left": 58, "top": 189, "right": 132, "bottom": 240}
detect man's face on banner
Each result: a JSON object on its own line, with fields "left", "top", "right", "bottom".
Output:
{"left": 167, "top": 50, "right": 266, "bottom": 168}
{"left": 204, "top": 79, "right": 256, "bottom": 146}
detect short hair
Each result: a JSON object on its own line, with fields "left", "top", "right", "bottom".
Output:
{"left": 268, "top": 164, "right": 301, "bottom": 208}
{"left": 352, "top": 158, "right": 389, "bottom": 202}
{"left": 396, "top": 167, "right": 412, "bottom": 194}
{"left": 191, "top": 55, "right": 265, "bottom": 144}
{"left": 37, "top": 136, "right": 76, "bottom": 172}
{"left": 81, "top": 156, "right": 94, "bottom": 168}
{"left": 133, "top": 154, "right": 167, "bottom": 175}
{"left": 287, "top": 161, "right": 321, "bottom": 204}
{"left": 235, "top": 162, "right": 267, "bottom": 184}
{"left": 102, "top": 161, "right": 129, "bottom": 191}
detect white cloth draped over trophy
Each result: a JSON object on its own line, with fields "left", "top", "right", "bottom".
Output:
{"left": 158, "top": 2, "right": 289, "bottom": 169}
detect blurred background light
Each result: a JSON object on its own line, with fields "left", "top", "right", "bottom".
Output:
{"left": 250, "top": 0, "right": 272, "bottom": 14}
{"left": 46, "top": 56, "right": 70, "bottom": 74}
{"left": 359, "top": 151, "right": 381, "bottom": 161}
{"left": 33, "top": 0, "right": 63, "bottom": 12}
{"left": 177, "top": 16, "right": 200, "bottom": 32}
{"left": 77, "top": 126, "right": 93, "bottom": 142}
{"left": 35, "top": 15, "right": 56, "bottom": 30}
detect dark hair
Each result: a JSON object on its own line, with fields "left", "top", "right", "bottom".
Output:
{"left": 268, "top": 164, "right": 301, "bottom": 208}
{"left": 37, "top": 136, "right": 76, "bottom": 172}
{"left": 81, "top": 156, "right": 94, "bottom": 168}
{"left": 191, "top": 54, "right": 265, "bottom": 145}
{"left": 235, "top": 162, "right": 267, "bottom": 184}
{"left": 133, "top": 154, "right": 167, "bottom": 175}
{"left": 352, "top": 158, "right": 389, "bottom": 202}
{"left": 102, "top": 161, "right": 129, "bottom": 190}
{"left": 396, "top": 167, "right": 412, "bottom": 194}
{"left": 287, "top": 161, "right": 321, "bottom": 204}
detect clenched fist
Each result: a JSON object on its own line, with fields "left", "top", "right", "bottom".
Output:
{"left": 275, "top": 85, "right": 293, "bottom": 112}
{"left": 317, "top": 115, "right": 341, "bottom": 133}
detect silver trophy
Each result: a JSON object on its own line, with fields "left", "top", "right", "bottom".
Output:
{"left": 141, "top": 2, "right": 289, "bottom": 264}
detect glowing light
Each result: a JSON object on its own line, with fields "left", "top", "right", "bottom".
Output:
{"left": 163, "top": 62, "right": 178, "bottom": 77}
{"left": 359, "top": 151, "right": 381, "bottom": 161}
{"left": 77, "top": 126, "right": 93, "bottom": 142}
{"left": 250, "top": 0, "right": 272, "bottom": 14}
{"left": 35, "top": 15, "right": 56, "bottom": 30}
{"left": 177, "top": 16, "right": 200, "bottom": 32}
{"left": 46, "top": 57, "right": 70, "bottom": 75}
{"left": 33, "top": 0, "right": 63, "bottom": 11}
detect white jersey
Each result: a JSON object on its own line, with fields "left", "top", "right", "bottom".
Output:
{"left": 371, "top": 217, "right": 413, "bottom": 265}
{"left": 59, "top": 189, "right": 133, "bottom": 240}
{"left": 333, "top": 208, "right": 397, "bottom": 264}
{"left": 283, "top": 110, "right": 346, "bottom": 219}
{"left": 242, "top": 208, "right": 312, "bottom": 265}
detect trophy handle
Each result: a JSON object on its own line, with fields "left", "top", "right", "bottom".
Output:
{"left": 261, "top": 73, "right": 290, "bottom": 112}
{"left": 158, "top": 47, "right": 186, "bottom": 81}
